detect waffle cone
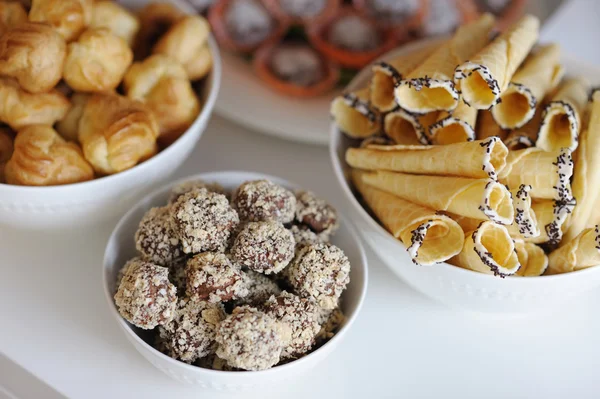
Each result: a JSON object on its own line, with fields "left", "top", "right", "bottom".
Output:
{"left": 476, "top": 110, "right": 508, "bottom": 141}
{"left": 429, "top": 100, "right": 478, "bottom": 144}
{"left": 547, "top": 226, "right": 600, "bottom": 274}
{"left": 449, "top": 221, "right": 521, "bottom": 277}
{"left": 362, "top": 170, "right": 514, "bottom": 225}
{"left": 346, "top": 137, "right": 508, "bottom": 179}
{"left": 506, "top": 184, "right": 540, "bottom": 239}
{"left": 352, "top": 170, "right": 464, "bottom": 265}
{"left": 525, "top": 199, "right": 574, "bottom": 245}
{"left": 331, "top": 88, "right": 380, "bottom": 138}
{"left": 454, "top": 15, "right": 540, "bottom": 110}
{"left": 383, "top": 109, "right": 437, "bottom": 145}
{"left": 394, "top": 14, "right": 495, "bottom": 113}
{"left": 503, "top": 105, "right": 543, "bottom": 150}
{"left": 513, "top": 240, "right": 548, "bottom": 276}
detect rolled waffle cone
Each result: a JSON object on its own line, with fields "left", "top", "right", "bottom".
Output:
{"left": 352, "top": 170, "right": 464, "bottom": 265}
{"left": 547, "top": 226, "right": 600, "bottom": 274}
{"left": 491, "top": 44, "right": 563, "bottom": 129}
{"left": 476, "top": 110, "right": 508, "bottom": 141}
{"left": 331, "top": 88, "right": 380, "bottom": 138}
{"left": 346, "top": 137, "right": 508, "bottom": 180}
{"left": 503, "top": 105, "right": 543, "bottom": 150}
{"left": 563, "top": 92, "right": 600, "bottom": 242}
{"left": 383, "top": 109, "right": 438, "bottom": 145}
{"left": 525, "top": 199, "right": 574, "bottom": 245}
{"left": 394, "top": 14, "right": 496, "bottom": 114}
{"left": 362, "top": 170, "right": 514, "bottom": 225}
{"left": 370, "top": 40, "right": 443, "bottom": 113}
{"left": 498, "top": 147, "right": 574, "bottom": 201}
{"left": 536, "top": 77, "right": 589, "bottom": 151}
{"left": 449, "top": 221, "right": 521, "bottom": 277}
{"left": 513, "top": 240, "right": 548, "bottom": 277}
{"left": 506, "top": 184, "right": 540, "bottom": 239}
{"left": 454, "top": 15, "right": 540, "bottom": 110}
{"left": 429, "top": 100, "right": 478, "bottom": 144}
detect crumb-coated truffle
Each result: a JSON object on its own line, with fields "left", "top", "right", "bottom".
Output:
{"left": 171, "top": 188, "right": 239, "bottom": 254}
{"left": 234, "top": 270, "right": 282, "bottom": 307}
{"left": 315, "top": 307, "right": 345, "bottom": 346}
{"left": 231, "top": 221, "right": 295, "bottom": 274}
{"left": 288, "top": 224, "right": 324, "bottom": 248}
{"left": 168, "top": 180, "right": 228, "bottom": 204}
{"left": 186, "top": 252, "right": 248, "bottom": 303}
{"left": 295, "top": 190, "right": 339, "bottom": 237}
{"left": 215, "top": 306, "right": 291, "bottom": 371}
{"left": 285, "top": 243, "right": 350, "bottom": 310}
{"left": 135, "top": 206, "right": 183, "bottom": 266}
{"left": 263, "top": 291, "right": 320, "bottom": 359}
{"left": 233, "top": 180, "right": 296, "bottom": 223}
{"left": 114, "top": 258, "right": 177, "bottom": 329}
{"left": 158, "top": 298, "right": 226, "bottom": 363}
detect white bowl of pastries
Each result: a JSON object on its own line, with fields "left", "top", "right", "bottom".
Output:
{"left": 102, "top": 171, "right": 367, "bottom": 390}
{"left": 330, "top": 13, "right": 600, "bottom": 313}
{"left": 0, "top": 0, "right": 220, "bottom": 229}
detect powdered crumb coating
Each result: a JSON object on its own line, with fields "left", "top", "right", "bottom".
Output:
{"left": 285, "top": 243, "right": 350, "bottom": 310}
{"left": 171, "top": 188, "right": 239, "bottom": 254}
{"left": 288, "top": 224, "right": 325, "bottom": 248}
{"left": 158, "top": 298, "right": 226, "bottom": 363}
{"left": 215, "top": 306, "right": 291, "bottom": 371}
{"left": 233, "top": 270, "right": 282, "bottom": 307}
{"left": 116, "top": 256, "right": 142, "bottom": 287}
{"left": 168, "top": 180, "right": 229, "bottom": 204}
{"left": 315, "top": 306, "right": 345, "bottom": 346}
{"left": 114, "top": 259, "right": 177, "bottom": 329}
{"left": 135, "top": 206, "right": 184, "bottom": 266}
{"left": 295, "top": 190, "right": 339, "bottom": 237}
{"left": 186, "top": 252, "right": 248, "bottom": 303}
{"left": 263, "top": 291, "right": 320, "bottom": 359}
{"left": 231, "top": 221, "right": 295, "bottom": 274}
{"left": 233, "top": 180, "right": 296, "bottom": 223}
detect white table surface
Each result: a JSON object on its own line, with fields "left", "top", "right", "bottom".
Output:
{"left": 2, "top": 1, "right": 600, "bottom": 398}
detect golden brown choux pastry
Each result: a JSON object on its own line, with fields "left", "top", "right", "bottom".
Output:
{"left": 90, "top": 1, "right": 140, "bottom": 47}
{"left": 4, "top": 124, "right": 93, "bottom": 186}
{"left": 133, "top": 2, "right": 183, "bottom": 60}
{"left": 0, "top": 78, "right": 70, "bottom": 130}
{"left": 0, "top": 1, "right": 27, "bottom": 35}
{"left": 63, "top": 28, "right": 133, "bottom": 92}
{"left": 78, "top": 93, "right": 159, "bottom": 175}
{"left": 0, "top": 22, "right": 66, "bottom": 93}
{"left": 56, "top": 92, "right": 88, "bottom": 141}
{"left": 123, "top": 54, "right": 200, "bottom": 143}
{"left": 0, "top": 127, "right": 13, "bottom": 183}
{"left": 153, "top": 16, "right": 211, "bottom": 81}
{"left": 29, "top": 0, "right": 93, "bottom": 42}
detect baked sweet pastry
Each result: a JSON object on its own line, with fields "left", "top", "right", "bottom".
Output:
{"left": 90, "top": 1, "right": 139, "bottom": 46}
{"left": 185, "top": 252, "right": 248, "bottom": 303}
{"left": 0, "top": 127, "right": 13, "bottom": 183}
{"left": 133, "top": 2, "right": 183, "bottom": 60}
{"left": 123, "top": 54, "right": 199, "bottom": 142}
{"left": 0, "top": 22, "right": 66, "bottom": 93}
{"left": 0, "top": 78, "right": 70, "bottom": 130}
{"left": 232, "top": 179, "right": 297, "bottom": 223}
{"left": 4, "top": 124, "right": 93, "bottom": 186}
{"left": 78, "top": 93, "right": 158, "bottom": 174}
{"left": 29, "top": 0, "right": 93, "bottom": 42}
{"left": 63, "top": 28, "right": 133, "bottom": 92}
{"left": 153, "top": 15, "right": 212, "bottom": 81}
{"left": 0, "top": 1, "right": 27, "bottom": 36}
{"left": 55, "top": 92, "right": 88, "bottom": 141}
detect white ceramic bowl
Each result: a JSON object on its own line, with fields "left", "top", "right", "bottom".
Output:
{"left": 102, "top": 171, "right": 368, "bottom": 390}
{"left": 330, "top": 39, "right": 600, "bottom": 314}
{"left": 0, "top": 0, "right": 221, "bottom": 229}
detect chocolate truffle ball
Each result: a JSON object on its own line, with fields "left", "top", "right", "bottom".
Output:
{"left": 168, "top": 180, "right": 228, "bottom": 204}
{"left": 234, "top": 270, "right": 282, "bottom": 307}
{"left": 288, "top": 224, "right": 323, "bottom": 248}
{"left": 295, "top": 190, "right": 339, "bottom": 237}
{"left": 158, "top": 298, "right": 226, "bottom": 363}
{"left": 135, "top": 206, "right": 184, "bottom": 266}
{"left": 231, "top": 221, "right": 295, "bottom": 274}
{"left": 186, "top": 252, "right": 248, "bottom": 303}
{"left": 114, "top": 258, "right": 177, "bottom": 329}
{"left": 263, "top": 291, "right": 320, "bottom": 359}
{"left": 233, "top": 179, "right": 296, "bottom": 223}
{"left": 171, "top": 188, "right": 239, "bottom": 254}
{"left": 315, "top": 306, "right": 345, "bottom": 346}
{"left": 285, "top": 243, "right": 350, "bottom": 310}
{"left": 215, "top": 306, "right": 291, "bottom": 371}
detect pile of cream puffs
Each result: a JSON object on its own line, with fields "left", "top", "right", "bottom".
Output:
{"left": 0, "top": 1, "right": 212, "bottom": 186}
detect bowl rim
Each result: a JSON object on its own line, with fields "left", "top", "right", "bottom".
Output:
{"left": 0, "top": 31, "right": 222, "bottom": 193}
{"left": 328, "top": 37, "right": 600, "bottom": 283}
{"left": 102, "top": 170, "right": 369, "bottom": 377}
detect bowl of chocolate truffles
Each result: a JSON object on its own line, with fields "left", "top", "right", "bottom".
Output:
{"left": 0, "top": 0, "right": 220, "bottom": 229}
{"left": 103, "top": 171, "right": 368, "bottom": 390}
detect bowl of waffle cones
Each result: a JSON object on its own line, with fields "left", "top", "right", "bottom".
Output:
{"left": 330, "top": 13, "right": 600, "bottom": 313}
